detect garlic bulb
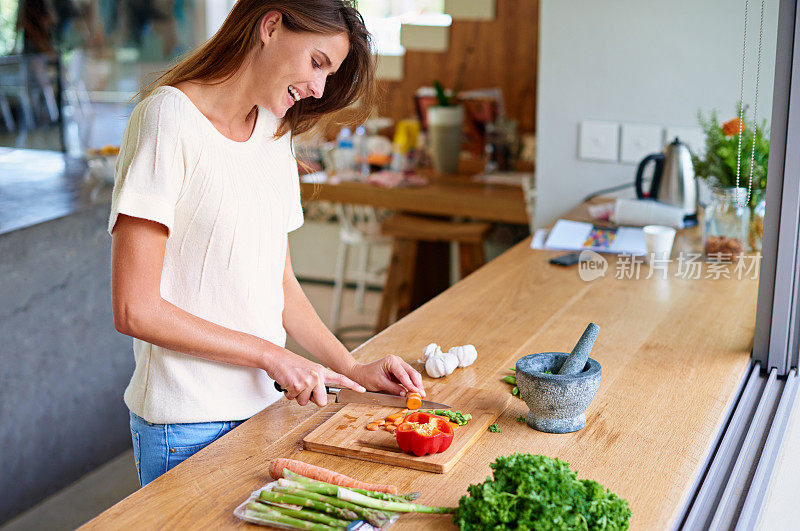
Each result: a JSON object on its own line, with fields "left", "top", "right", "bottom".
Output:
{"left": 425, "top": 351, "right": 459, "bottom": 378}
{"left": 449, "top": 345, "right": 478, "bottom": 368}
{"left": 422, "top": 343, "right": 443, "bottom": 361}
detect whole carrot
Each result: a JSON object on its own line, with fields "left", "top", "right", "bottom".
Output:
{"left": 268, "top": 458, "right": 399, "bottom": 495}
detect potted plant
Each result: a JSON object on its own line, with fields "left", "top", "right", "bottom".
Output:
{"left": 693, "top": 106, "right": 769, "bottom": 252}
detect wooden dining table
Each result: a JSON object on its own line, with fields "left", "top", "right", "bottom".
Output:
{"left": 82, "top": 201, "right": 757, "bottom": 530}
{"left": 299, "top": 164, "right": 530, "bottom": 226}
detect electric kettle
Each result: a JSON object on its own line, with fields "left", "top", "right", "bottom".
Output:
{"left": 634, "top": 137, "right": 698, "bottom": 218}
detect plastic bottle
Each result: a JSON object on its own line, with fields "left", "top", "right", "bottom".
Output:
{"left": 354, "top": 125, "right": 369, "bottom": 177}
{"left": 335, "top": 127, "right": 354, "bottom": 173}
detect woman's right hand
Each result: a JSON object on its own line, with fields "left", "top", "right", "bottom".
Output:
{"left": 268, "top": 349, "right": 365, "bottom": 407}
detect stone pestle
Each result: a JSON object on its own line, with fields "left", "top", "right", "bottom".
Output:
{"left": 558, "top": 323, "right": 600, "bottom": 376}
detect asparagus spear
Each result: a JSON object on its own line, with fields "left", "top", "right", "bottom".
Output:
{"left": 337, "top": 487, "right": 455, "bottom": 514}
{"left": 258, "top": 490, "right": 356, "bottom": 521}
{"left": 244, "top": 506, "right": 341, "bottom": 530}
{"left": 272, "top": 484, "right": 390, "bottom": 527}
{"left": 503, "top": 375, "right": 517, "bottom": 385}
{"left": 422, "top": 410, "right": 472, "bottom": 426}
{"left": 282, "top": 470, "right": 420, "bottom": 502}
{"left": 248, "top": 501, "right": 349, "bottom": 528}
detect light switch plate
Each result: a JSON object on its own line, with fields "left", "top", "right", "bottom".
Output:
{"left": 620, "top": 123, "right": 663, "bottom": 164}
{"left": 579, "top": 121, "right": 620, "bottom": 162}
{"left": 665, "top": 126, "right": 706, "bottom": 157}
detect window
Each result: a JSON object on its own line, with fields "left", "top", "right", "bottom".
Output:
{"left": 0, "top": 0, "right": 18, "bottom": 55}
{"left": 359, "top": 0, "right": 448, "bottom": 55}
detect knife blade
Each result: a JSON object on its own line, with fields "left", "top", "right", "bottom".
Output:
{"left": 333, "top": 388, "right": 451, "bottom": 409}
{"left": 273, "top": 381, "right": 451, "bottom": 409}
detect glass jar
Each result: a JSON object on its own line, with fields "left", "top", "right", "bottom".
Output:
{"left": 484, "top": 118, "right": 518, "bottom": 172}
{"left": 748, "top": 189, "right": 766, "bottom": 252}
{"left": 703, "top": 187, "right": 749, "bottom": 260}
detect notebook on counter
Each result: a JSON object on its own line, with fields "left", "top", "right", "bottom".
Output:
{"left": 531, "top": 219, "right": 647, "bottom": 255}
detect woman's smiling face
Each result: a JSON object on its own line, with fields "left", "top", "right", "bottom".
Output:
{"left": 253, "top": 12, "right": 350, "bottom": 118}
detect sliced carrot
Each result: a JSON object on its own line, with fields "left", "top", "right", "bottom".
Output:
{"left": 268, "top": 458, "right": 398, "bottom": 495}
{"left": 406, "top": 393, "right": 422, "bottom": 410}
{"left": 366, "top": 423, "right": 379, "bottom": 431}
{"left": 393, "top": 417, "right": 405, "bottom": 426}
{"left": 448, "top": 421, "right": 459, "bottom": 430}
{"left": 376, "top": 419, "right": 386, "bottom": 426}
{"left": 385, "top": 425, "right": 397, "bottom": 434}
{"left": 386, "top": 412, "right": 404, "bottom": 421}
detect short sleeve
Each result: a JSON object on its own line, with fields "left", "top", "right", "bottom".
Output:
{"left": 108, "top": 93, "right": 187, "bottom": 236}
{"left": 286, "top": 150, "right": 304, "bottom": 233}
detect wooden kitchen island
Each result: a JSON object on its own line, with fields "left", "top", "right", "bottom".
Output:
{"left": 83, "top": 227, "right": 757, "bottom": 530}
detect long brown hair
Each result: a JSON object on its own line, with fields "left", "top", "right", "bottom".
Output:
{"left": 142, "top": 0, "right": 375, "bottom": 137}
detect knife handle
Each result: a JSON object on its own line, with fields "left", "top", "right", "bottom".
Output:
{"left": 273, "top": 381, "right": 339, "bottom": 395}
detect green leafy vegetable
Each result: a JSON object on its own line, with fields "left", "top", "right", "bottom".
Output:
{"left": 453, "top": 453, "right": 631, "bottom": 530}
{"left": 516, "top": 415, "right": 525, "bottom": 423}
{"left": 488, "top": 424, "right": 501, "bottom": 433}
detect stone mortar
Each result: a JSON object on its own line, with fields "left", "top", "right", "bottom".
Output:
{"left": 516, "top": 352, "right": 602, "bottom": 434}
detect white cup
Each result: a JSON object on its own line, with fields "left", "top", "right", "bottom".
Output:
{"left": 643, "top": 225, "right": 677, "bottom": 264}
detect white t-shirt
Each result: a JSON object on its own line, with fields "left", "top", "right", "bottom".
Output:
{"left": 108, "top": 86, "right": 304, "bottom": 424}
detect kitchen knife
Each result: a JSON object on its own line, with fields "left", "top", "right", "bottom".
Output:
{"left": 273, "top": 382, "right": 451, "bottom": 409}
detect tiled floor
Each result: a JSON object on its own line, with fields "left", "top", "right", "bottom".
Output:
{"left": 0, "top": 282, "right": 381, "bottom": 531}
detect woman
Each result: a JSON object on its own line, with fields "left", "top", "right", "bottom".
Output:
{"left": 109, "top": 0, "right": 425, "bottom": 487}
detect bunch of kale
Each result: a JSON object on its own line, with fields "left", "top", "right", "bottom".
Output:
{"left": 453, "top": 453, "right": 631, "bottom": 530}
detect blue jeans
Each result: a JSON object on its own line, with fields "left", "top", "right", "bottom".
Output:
{"left": 129, "top": 411, "right": 245, "bottom": 487}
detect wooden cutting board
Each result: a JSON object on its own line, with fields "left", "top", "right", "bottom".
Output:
{"left": 302, "top": 382, "right": 511, "bottom": 473}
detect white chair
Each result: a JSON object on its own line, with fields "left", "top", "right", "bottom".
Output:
{"left": 329, "top": 204, "right": 391, "bottom": 334}
{"left": 521, "top": 173, "right": 537, "bottom": 234}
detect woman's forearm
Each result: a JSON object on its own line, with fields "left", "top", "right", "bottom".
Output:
{"left": 281, "top": 274, "right": 359, "bottom": 377}
{"left": 120, "top": 296, "right": 291, "bottom": 375}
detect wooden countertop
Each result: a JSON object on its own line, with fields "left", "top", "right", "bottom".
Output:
{"left": 83, "top": 220, "right": 757, "bottom": 530}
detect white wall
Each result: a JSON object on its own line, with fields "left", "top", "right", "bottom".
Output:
{"left": 535, "top": 0, "right": 779, "bottom": 227}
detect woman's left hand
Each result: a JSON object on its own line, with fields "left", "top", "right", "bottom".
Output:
{"left": 349, "top": 355, "right": 426, "bottom": 398}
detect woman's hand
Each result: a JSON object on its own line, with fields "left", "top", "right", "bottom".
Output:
{"left": 268, "top": 349, "right": 365, "bottom": 407}
{"left": 349, "top": 355, "right": 426, "bottom": 398}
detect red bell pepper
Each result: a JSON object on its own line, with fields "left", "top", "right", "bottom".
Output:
{"left": 395, "top": 412, "right": 454, "bottom": 456}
